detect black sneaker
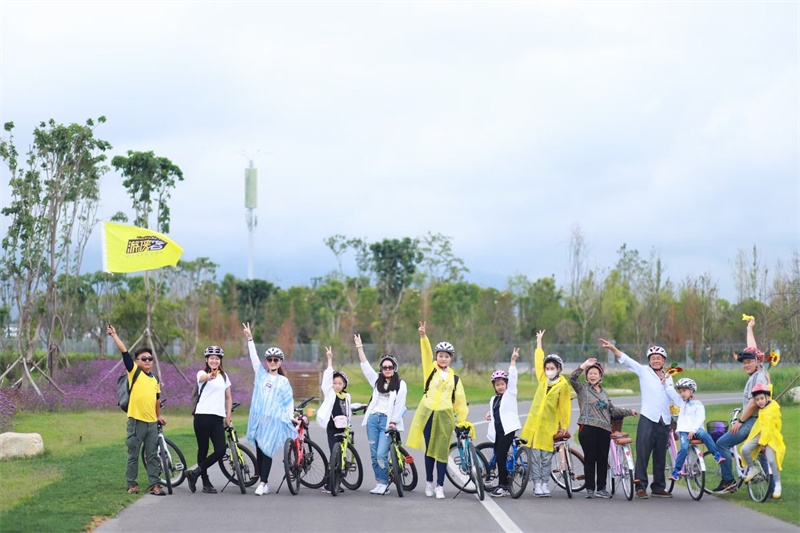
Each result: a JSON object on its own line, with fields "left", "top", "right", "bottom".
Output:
{"left": 186, "top": 469, "right": 198, "bottom": 493}
{"left": 202, "top": 483, "right": 217, "bottom": 494}
{"left": 712, "top": 481, "right": 736, "bottom": 494}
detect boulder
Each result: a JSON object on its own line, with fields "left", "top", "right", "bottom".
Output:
{"left": 0, "top": 432, "right": 45, "bottom": 460}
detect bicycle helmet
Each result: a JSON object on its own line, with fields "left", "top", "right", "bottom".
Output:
{"left": 379, "top": 354, "right": 399, "bottom": 371}
{"left": 434, "top": 341, "right": 455, "bottom": 355}
{"left": 738, "top": 346, "right": 764, "bottom": 363}
{"left": 751, "top": 383, "right": 770, "bottom": 397}
{"left": 584, "top": 362, "right": 604, "bottom": 381}
{"left": 543, "top": 354, "right": 563, "bottom": 371}
{"left": 264, "top": 347, "right": 285, "bottom": 360}
{"left": 333, "top": 370, "right": 349, "bottom": 389}
{"left": 491, "top": 370, "right": 509, "bottom": 382}
{"left": 675, "top": 377, "right": 697, "bottom": 392}
{"left": 646, "top": 345, "right": 667, "bottom": 360}
{"left": 203, "top": 345, "right": 224, "bottom": 358}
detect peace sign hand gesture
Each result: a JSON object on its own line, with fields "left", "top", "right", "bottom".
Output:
{"left": 326, "top": 346, "right": 333, "bottom": 361}
{"left": 242, "top": 322, "right": 253, "bottom": 341}
{"left": 511, "top": 348, "right": 520, "bottom": 362}
{"left": 418, "top": 321, "right": 426, "bottom": 338}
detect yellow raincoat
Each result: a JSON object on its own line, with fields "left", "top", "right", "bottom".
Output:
{"left": 745, "top": 400, "right": 785, "bottom": 471}
{"left": 520, "top": 348, "right": 571, "bottom": 451}
{"left": 407, "top": 336, "right": 469, "bottom": 463}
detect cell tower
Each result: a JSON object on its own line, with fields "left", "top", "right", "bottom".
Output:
{"left": 245, "top": 161, "right": 257, "bottom": 280}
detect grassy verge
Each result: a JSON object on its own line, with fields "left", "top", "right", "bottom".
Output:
{"left": 616, "top": 403, "right": 799, "bottom": 526}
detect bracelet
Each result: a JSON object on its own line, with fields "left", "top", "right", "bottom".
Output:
{"left": 355, "top": 345, "right": 363, "bottom": 349}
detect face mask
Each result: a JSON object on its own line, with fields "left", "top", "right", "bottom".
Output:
{"left": 545, "top": 369, "right": 558, "bottom": 380}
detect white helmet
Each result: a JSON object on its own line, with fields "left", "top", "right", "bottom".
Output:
{"left": 647, "top": 345, "right": 667, "bottom": 360}
{"left": 264, "top": 347, "right": 285, "bottom": 360}
{"left": 675, "top": 378, "right": 697, "bottom": 392}
{"left": 434, "top": 341, "right": 455, "bottom": 355}
{"left": 543, "top": 354, "right": 563, "bottom": 371}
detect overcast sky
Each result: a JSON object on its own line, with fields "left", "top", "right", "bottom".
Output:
{"left": 1, "top": 1, "right": 798, "bottom": 300}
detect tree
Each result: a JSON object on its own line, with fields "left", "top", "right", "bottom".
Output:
{"left": 566, "top": 225, "right": 601, "bottom": 349}
{"left": 167, "top": 258, "right": 218, "bottom": 357}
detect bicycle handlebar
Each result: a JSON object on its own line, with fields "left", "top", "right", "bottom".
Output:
{"left": 231, "top": 402, "right": 241, "bottom": 412}
{"left": 294, "top": 396, "right": 316, "bottom": 411}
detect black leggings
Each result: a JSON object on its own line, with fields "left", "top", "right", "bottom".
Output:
{"left": 423, "top": 416, "right": 447, "bottom": 486}
{"left": 255, "top": 442, "right": 273, "bottom": 483}
{"left": 578, "top": 424, "right": 611, "bottom": 492}
{"left": 193, "top": 414, "right": 227, "bottom": 474}
{"left": 494, "top": 431, "right": 515, "bottom": 488}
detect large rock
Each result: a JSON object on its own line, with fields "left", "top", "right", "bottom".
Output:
{"left": 0, "top": 432, "right": 45, "bottom": 460}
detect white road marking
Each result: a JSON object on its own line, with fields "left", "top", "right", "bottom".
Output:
{"left": 480, "top": 496, "right": 524, "bottom": 533}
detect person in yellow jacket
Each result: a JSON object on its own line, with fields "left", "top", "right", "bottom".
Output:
{"left": 742, "top": 383, "right": 785, "bottom": 499}
{"left": 520, "top": 330, "right": 571, "bottom": 497}
{"left": 407, "top": 321, "right": 469, "bottom": 500}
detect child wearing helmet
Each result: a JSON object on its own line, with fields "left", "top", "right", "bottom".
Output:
{"left": 485, "top": 347, "right": 522, "bottom": 497}
{"left": 407, "top": 321, "right": 469, "bottom": 500}
{"left": 186, "top": 345, "right": 232, "bottom": 494}
{"left": 520, "top": 330, "right": 571, "bottom": 497}
{"left": 354, "top": 333, "right": 408, "bottom": 496}
{"left": 570, "top": 358, "right": 638, "bottom": 499}
{"left": 317, "top": 346, "right": 352, "bottom": 493}
{"left": 661, "top": 376, "right": 724, "bottom": 482}
{"left": 742, "top": 383, "right": 785, "bottom": 499}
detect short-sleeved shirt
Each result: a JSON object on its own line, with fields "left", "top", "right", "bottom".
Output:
{"left": 127, "top": 365, "right": 161, "bottom": 423}
{"left": 195, "top": 371, "right": 232, "bottom": 418}
{"left": 743, "top": 370, "right": 768, "bottom": 418}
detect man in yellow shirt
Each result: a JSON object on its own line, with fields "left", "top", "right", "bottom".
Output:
{"left": 107, "top": 325, "right": 167, "bottom": 496}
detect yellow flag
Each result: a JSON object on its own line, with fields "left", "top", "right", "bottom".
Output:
{"left": 102, "top": 222, "right": 184, "bottom": 273}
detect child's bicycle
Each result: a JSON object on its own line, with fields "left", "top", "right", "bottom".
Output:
{"left": 476, "top": 435, "right": 532, "bottom": 499}
{"left": 550, "top": 430, "right": 586, "bottom": 498}
{"left": 141, "top": 399, "right": 186, "bottom": 494}
{"left": 445, "top": 423, "right": 486, "bottom": 501}
{"left": 702, "top": 408, "right": 773, "bottom": 502}
{"left": 664, "top": 419, "right": 705, "bottom": 500}
{"left": 217, "top": 402, "right": 259, "bottom": 494}
{"left": 280, "top": 396, "right": 329, "bottom": 495}
{"left": 607, "top": 428, "right": 635, "bottom": 501}
{"left": 327, "top": 405, "right": 366, "bottom": 496}
{"left": 385, "top": 427, "right": 418, "bottom": 497}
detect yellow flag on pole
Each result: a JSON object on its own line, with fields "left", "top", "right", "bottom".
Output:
{"left": 102, "top": 222, "right": 184, "bottom": 273}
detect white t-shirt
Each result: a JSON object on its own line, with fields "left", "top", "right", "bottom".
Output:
{"left": 195, "top": 370, "right": 231, "bottom": 418}
{"left": 373, "top": 391, "right": 391, "bottom": 415}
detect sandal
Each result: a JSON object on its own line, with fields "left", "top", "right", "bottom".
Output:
{"left": 127, "top": 486, "right": 139, "bottom": 494}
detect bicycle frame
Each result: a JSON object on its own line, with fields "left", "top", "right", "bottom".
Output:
{"left": 609, "top": 438, "right": 634, "bottom": 475}
{"left": 667, "top": 426, "right": 707, "bottom": 477}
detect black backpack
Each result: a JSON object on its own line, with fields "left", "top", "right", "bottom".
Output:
{"left": 191, "top": 372, "right": 227, "bottom": 415}
{"left": 423, "top": 368, "right": 460, "bottom": 404}
{"left": 117, "top": 367, "right": 142, "bottom": 412}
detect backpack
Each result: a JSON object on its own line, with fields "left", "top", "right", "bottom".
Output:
{"left": 117, "top": 367, "right": 142, "bottom": 412}
{"left": 191, "top": 372, "right": 227, "bottom": 415}
{"left": 423, "top": 368, "right": 460, "bottom": 404}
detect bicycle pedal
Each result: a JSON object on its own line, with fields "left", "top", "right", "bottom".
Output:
{"left": 175, "top": 463, "right": 184, "bottom": 471}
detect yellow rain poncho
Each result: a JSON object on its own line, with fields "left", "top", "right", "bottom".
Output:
{"left": 520, "top": 348, "right": 571, "bottom": 452}
{"left": 406, "top": 336, "right": 469, "bottom": 463}
{"left": 745, "top": 400, "right": 785, "bottom": 471}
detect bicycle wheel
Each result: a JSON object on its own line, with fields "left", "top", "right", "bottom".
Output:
{"left": 218, "top": 443, "right": 258, "bottom": 487}
{"left": 665, "top": 446, "right": 675, "bottom": 493}
{"left": 509, "top": 446, "right": 531, "bottom": 499}
{"left": 467, "top": 442, "right": 485, "bottom": 501}
{"left": 299, "top": 439, "right": 329, "bottom": 489}
{"left": 620, "top": 446, "right": 634, "bottom": 501}
{"left": 329, "top": 444, "right": 343, "bottom": 497}
{"left": 399, "top": 446, "right": 418, "bottom": 491}
{"left": 476, "top": 442, "right": 499, "bottom": 490}
{"left": 389, "top": 445, "right": 404, "bottom": 497}
{"left": 550, "top": 448, "right": 585, "bottom": 493}
{"left": 283, "top": 438, "right": 300, "bottom": 496}
{"left": 702, "top": 447, "right": 723, "bottom": 495}
{"left": 341, "top": 443, "right": 363, "bottom": 490}
{"left": 446, "top": 442, "right": 476, "bottom": 493}
{"left": 143, "top": 437, "right": 186, "bottom": 488}
{"left": 685, "top": 447, "right": 705, "bottom": 501}
{"left": 159, "top": 442, "right": 173, "bottom": 494}
{"left": 746, "top": 456, "right": 771, "bottom": 503}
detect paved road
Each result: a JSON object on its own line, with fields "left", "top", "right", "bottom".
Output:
{"left": 98, "top": 393, "right": 798, "bottom": 533}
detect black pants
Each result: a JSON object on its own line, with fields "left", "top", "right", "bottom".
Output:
{"left": 578, "top": 424, "right": 611, "bottom": 492}
{"left": 494, "top": 431, "right": 515, "bottom": 488}
{"left": 193, "top": 414, "right": 227, "bottom": 476}
{"left": 634, "top": 416, "right": 669, "bottom": 493}
{"left": 255, "top": 442, "right": 273, "bottom": 482}
{"left": 423, "top": 416, "right": 447, "bottom": 486}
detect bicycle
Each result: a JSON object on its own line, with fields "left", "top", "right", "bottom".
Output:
{"left": 607, "top": 428, "right": 635, "bottom": 501}
{"left": 328, "top": 405, "right": 365, "bottom": 496}
{"left": 476, "top": 435, "right": 532, "bottom": 499}
{"left": 141, "top": 399, "right": 186, "bottom": 494}
{"left": 664, "top": 420, "right": 705, "bottom": 500}
{"left": 217, "top": 402, "right": 259, "bottom": 494}
{"left": 550, "top": 431, "right": 586, "bottom": 498}
{"left": 386, "top": 427, "right": 418, "bottom": 497}
{"left": 445, "top": 423, "right": 486, "bottom": 501}
{"left": 702, "top": 408, "right": 773, "bottom": 502}
{"left": 281, "top": 397, "right": 329, "bottom": 495}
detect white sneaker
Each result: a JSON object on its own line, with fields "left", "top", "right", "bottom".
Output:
{"left": 425, "top": 482, "right": 435, "bottom": 497}
{"left": 435, "top": 486, "right": 445, "bottom": 499}
{"left": 371, "top": 483, "right": 387, "bottom": 494}
{"left": 773, "top": 482, "right": 782, "bottom": 499}
{"left": 541, "top": 484, "right": 551, "bottom": 497}
{"left": 254, "top": 484, "right": 267, "bottom": 496}
{"left": 533, "top": 482, "right": 544, "bottom": 497}
{"left": 743, "top": 466, "right": 756, "bottom": 482}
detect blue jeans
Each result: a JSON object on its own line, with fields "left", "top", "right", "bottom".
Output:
{"left": 366, "top": 413, "right": 392, "bottom": 484}
{"left": 716, "top": 417, "right": 756, "bottom": 482}
{"left": 675, "top": 429, "right": 717, "bottom": 471}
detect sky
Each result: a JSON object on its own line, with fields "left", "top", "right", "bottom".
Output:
{"left": 1, "top": 1, "right": 798, "bottom": 300}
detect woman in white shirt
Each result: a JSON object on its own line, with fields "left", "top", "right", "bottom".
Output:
{"left": 354, "top": 333, "right": 408, "bottom": 496}
{"left": 186, "top": 345, "right": 232, "bottom": 494}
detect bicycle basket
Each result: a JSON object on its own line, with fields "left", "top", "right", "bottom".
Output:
{"left": 706, "top": 421, "right": 728, "bottom": 442}
{"left": 610, "top": 418, "right": 624, "bottom": 433}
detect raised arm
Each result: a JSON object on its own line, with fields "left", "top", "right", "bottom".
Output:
{"left": 243, "top": 322, "right": 261, "bottom": 373}
{"left": 107, "top": 325, "right": 133, "bottom": 372}
{"left": 600, "top": 338, "right": 643, "bottom": 374}
{"left": 354, "top": 333, "right": 368, "bottom": 363}
{"left": 508, "top": 348, "right": 519, "bottom": 394}
{"left": 321, "top": 347, "right": 334, "bottom": 394}
{"left": 746, "top": 319, "right": 757, "bottom": 350}
{"left": 419, "top": 321, "right": 433, "bottom": 379}
{"left": 534, "top": 330, "right": 546, "bottom": 382}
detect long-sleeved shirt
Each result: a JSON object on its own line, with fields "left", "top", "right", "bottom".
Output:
{"left": 617, "top": 352, "right": 673, "bottom": 425}
{"left": 569, "top": 367, "right": 634, "bottom": 432}
{"left": 663, "top": 384, "right": 705, "bottom": 433}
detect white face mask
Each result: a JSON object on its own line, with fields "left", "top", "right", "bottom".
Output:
{"left": 545, "top": 369, "right": 558, "bottom": 380}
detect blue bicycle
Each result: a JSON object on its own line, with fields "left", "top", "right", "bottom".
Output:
{"left": 477, "top": 436, "right": 532, "bottom": 499}
{"left": 445, "top": 424, "right": 486, "bottom": 500}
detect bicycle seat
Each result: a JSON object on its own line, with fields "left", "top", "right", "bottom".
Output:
{"left": 610, "top": 432, "right": 629, "bottom": 438}
{"left": 514, "top": 438, "right": 528, "bottom": 445}
{"left": 553, "top": 431, "right": 571, "bottom": 441}
{"left": 614, "top": 437, "right": 633, "bottom": 445}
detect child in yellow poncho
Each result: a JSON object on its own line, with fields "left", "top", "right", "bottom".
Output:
{"left": 406, "top": 321, "right": 469, "bottom": 500}
{"left": 742, "top": 383, "right": 785, "bottom": 499}
{"left": 520, "top": 330, "right": 571, "bottom": 497}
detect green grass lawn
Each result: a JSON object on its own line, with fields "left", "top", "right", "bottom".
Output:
{"left": 616, "top": 403, "right": 799, "bottom": 527}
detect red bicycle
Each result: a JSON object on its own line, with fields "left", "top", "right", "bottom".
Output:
{"left": 281, "top": 397, "right": 329, "bottom": 495}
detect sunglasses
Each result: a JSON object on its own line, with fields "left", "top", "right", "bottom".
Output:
{"left": 381, "top": 365, "right": 395, "bottom": 371}
{"left": 266, "top": 357, "right": 281, "bottom": 363}
{"left": 139, "top": 357, "right": 154, "bottom": 362}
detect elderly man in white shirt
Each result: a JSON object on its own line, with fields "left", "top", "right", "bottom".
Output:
{"left": 600, "top": 339, "right": 674, "bottom": 499}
